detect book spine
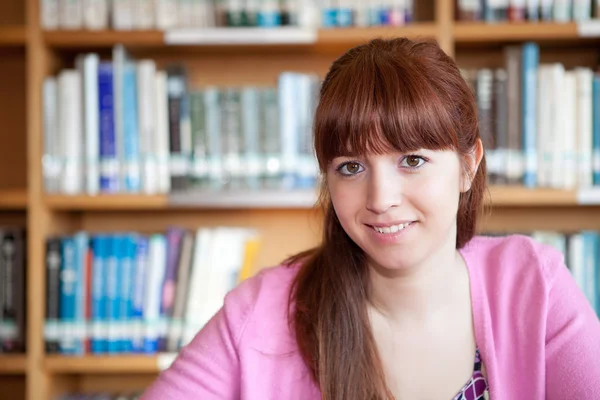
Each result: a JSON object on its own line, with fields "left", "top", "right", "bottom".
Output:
{"left": 143, "top": 234, "right": 167, "bottom": 354}
{"left": 123, "top": 64, "right": 141, "bottom": 192}
{"left": 45, "top": 238, "right": 62, "bottom": 353}
{"left": 43, "top": 78, "right": 60, "bottom": 194}
{"left": 42, "top": 0, "right": 60, "bottom": 29}
{"left": 83, "top": 0, "right": 109, "bottom": 29}
{"left": 73, "top": 232, "right": 89, "bottom": 355}
{"left": 522, "top": 42, "right": 539, "bottom": 188}
{"left": 106, "top": 235, "right": 120, "bottom": 353}
{"left": 91, "top": 235, "right": 107, "bottom": 353}
{"left": 592, "top": 74, "right": 600, "bottom": 185}
{"left": 131, "top": 236, "right": 148, "bottom": 352}
{"left": 83, "top": 54, "right": 100, "bottom": 195}
{"left": 158, "top": 228, "right": 184, "bottom": 351}
{"left": 59, "top": 237, "right": 77, "bottom": 354}
{"left": 119, "top": 234, "right": 137, "bottom": 353}
{"left": 98, "top": 62, "right": 119, "bottom": 192}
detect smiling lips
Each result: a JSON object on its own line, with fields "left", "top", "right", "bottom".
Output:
{"left": 368, "top": 221, "right": 415, "bottom": 234}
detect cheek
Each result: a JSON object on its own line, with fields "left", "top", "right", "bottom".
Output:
{"left": 328, "top": 181, "right": 364, "bottom": 224}
{"left": 416, "top": 173, "right": 461, "bottom": 215}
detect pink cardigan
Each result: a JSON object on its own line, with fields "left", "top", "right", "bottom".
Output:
{"left": 141, "top": 235, "right": 600, "bottom": 399}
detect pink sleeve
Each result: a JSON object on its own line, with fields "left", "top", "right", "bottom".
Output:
{"left": 141, "top": 281, "right": 255, "bottom": 400}
{"left": 544, "top": 249, "right": 600, "bottom": 399}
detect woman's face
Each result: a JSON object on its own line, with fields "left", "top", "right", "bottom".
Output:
{"left": 327, "top": 148, "right": 476, "bottom": 273}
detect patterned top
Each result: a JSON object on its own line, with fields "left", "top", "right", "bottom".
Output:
{"left": 452, "top": 348, "right": 489, "bottom": 400}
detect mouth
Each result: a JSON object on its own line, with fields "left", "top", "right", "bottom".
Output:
{"left": 367, "top": 221, "right": 416, "bottom": 235}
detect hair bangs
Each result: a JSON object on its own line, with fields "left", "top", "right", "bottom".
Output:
{"left": 314, "top": 45, "right": 460, "bottom": 171}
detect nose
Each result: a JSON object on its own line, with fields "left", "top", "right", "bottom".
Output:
{"left": 365, "top": 168, "right": 401, "bottom": 214}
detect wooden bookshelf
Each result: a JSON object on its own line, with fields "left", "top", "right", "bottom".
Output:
{"left": 44, "top": 194, "right": 168, "bottom": 210}
{"left": 39, "top": 187, "right": 595, "bottom": 211}
{"left": 454, "top": 21, "right": 600, "bottom": 44}
{"left": 0, "top": 189, "right": 27, "bottom": 209}
{"left": 44, "top": 355, "right": 175, "bottom": 374}
{"left": 44, "top": 30, "right": 164, "bottom": 48}
{"left": 0, "top": 26, "right": 26, "bottom": 46}
{"left": 10, "top": 0, "right": 600, "bottom": 399}
{"left": 0, "top": 355, "right": 27, "bottom": 374}
{"left": 44, "top": 24, "right": 439, "bottom": 50}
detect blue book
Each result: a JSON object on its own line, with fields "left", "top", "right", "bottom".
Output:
{"left": 582, "top": 231, "right": 599, "bottom": 315}
{"left": 131, "top": 236, "right": 149, "bottom": 353}
{"left": 593, "top": 75, "right": 600, "bottom": 185}
{"left": 106, "top": 235, "right": 120, "bottom": 353}
{"left": 73, "top": 232, "right": 89, "bottom": 355}
{"left": 98, "top": 62, "right": 119, "bottom": 193}
{"left": 59, "top": 237, "right": 77, "bottom": 354}
{"left": 91, "top": 235, "right": 109, "bottom": 353}
{"left": 122, "top": 64, "right": 141, "bottom": 192}
{"left": 521, "top": 42, "right": 539, "bottom": 188}
{"left": 119, "top": 234, "right": 137, "bottom": 352}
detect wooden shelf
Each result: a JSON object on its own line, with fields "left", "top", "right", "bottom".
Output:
{"left": 44, "top": 194, "right": 168, "bottom": 210}
{"left": 316, "top": 23, "right": 438, "bottom": 47}
{"left": 40, "top": 187, "right": 599, "bottom": 210}
{"left": 43, "top": 24, "right": 438, "bottom": 50}
{"left": 45, "top": 354, "right": 176, "bottom": 374}
{"left": 486, "top": 186, "right": 577, "bottom": 206}
{"left": 44, "top": 29, "right": 164, "bottom": 48}
{"left": 0, "top": 189, "right": 27, "bottom": 209}
{"left": 0, "top": 355, "right": 27, "bottom": 374}
{"left": 0, "top": 26, "right": 26, "bottom": 46}
{"left": 169, "top": 189, "right": 317, "bottom": 209}
{"left": 454, "top": 21, "right": 600, "bottom": 44}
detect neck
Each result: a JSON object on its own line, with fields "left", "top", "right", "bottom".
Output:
{"left": 367, "top": 235, "right": 466, "bottom": 324}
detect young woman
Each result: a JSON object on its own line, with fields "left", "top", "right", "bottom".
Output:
{"left": 142, "top": 38, "right": 600, "bottom": 399}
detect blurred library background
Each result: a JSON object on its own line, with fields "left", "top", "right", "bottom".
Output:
{"left": 1, "top": 0, "right": 600, "bottom": 399}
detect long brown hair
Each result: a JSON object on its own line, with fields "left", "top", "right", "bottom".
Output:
{"left": 287, "top": 37, "right": 487, "bottom": 399}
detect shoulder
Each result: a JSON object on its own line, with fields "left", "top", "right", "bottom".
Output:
{"left": 461, "top": 234, "right": 566, "bottom": 295}
{"left": 460, "top": 233, "right": 565, "bottom": 286}
{"left": 223, "top": 263, "right": 301, "bottom": 352}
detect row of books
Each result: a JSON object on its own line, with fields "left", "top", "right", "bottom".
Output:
{"left": 56, "top": 393, "right": 141, "bottom": 400}
{"left": 40, "top": 0, "right": 417, "bottom": 31}
{"left": 42, "top": 45, "right": 320, "bottom": 195}
{"left": 462, "top": 42, "right": 600, "bottom": 189}
{"left": 530, "top": 231, "right": 599, "bottom": 315}
{"left": 456, "top": 0, "right": 600, "bottom": 22}
{"left": 0, "top": 227, "right": 26, "bottom": 354}
{"left": 44, "top": 227, "right": 261, "bottom": 355}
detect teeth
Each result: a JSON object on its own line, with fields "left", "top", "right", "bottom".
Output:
{"left": 373, "top": 222, "right": 412, "bottom": 234}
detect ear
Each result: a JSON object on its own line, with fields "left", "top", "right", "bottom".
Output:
{"left": 460, "top": 138, "right": 484, "bottom": 193}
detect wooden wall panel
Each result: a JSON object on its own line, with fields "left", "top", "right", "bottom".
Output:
{"left": 0, "top": 48, "right": 27, "bottom": 189}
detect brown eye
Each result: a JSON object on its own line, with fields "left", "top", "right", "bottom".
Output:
{"left": 346, "top": 162, "right": 360, "bottom": 173}
{"left": 338, "top": 161, "right": 363, "bottom": 176}
{"left": 407, "top": 156, "right": 420, "bottom": 167}
{"left": 402, "top": 155, "right": 425, "bottom": 169}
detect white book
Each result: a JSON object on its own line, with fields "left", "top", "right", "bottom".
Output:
{"left": 58, "top": 70, "right": 83, "bottom": 194}
{"left": 81, "top": 54, "right": 101, "bottom": 195}
{"left": 575, "top": 67, "right": 594, "bottom": 187}
{"left": 562, "top": 70, "right": 578, "bottom": 189}
{"left": 548, "top": 64, "right": 566, "bottom": 189}
{"left": 182, "top": 228, "right": 213, "bottom": 346}
{"left": 138, "top": 60, "right": 158, "bottom": 195}
{"left": 143, "top": 235, "right": 167, "bottom": 352}
{"left": 537, "top": 65, "right": 552, "bottom": 187}
{"left": 155, "top": 0, "right": 179, "bottom": 29}
{"left": 59, "top": 0, "right": 83, "bottom": 29}
{"left": 526, "top": 0, "right": 540, "bottom": 19}
{"left": 83, "top": 0, "right": 109, "bottom": 29}
{"left": 573, "top": 0, "right": 592, "bottom": 20}
{"left": 553, "top": 0, "right": 572, "bottom": 21}
{"left": 568, "top": 234, "right": 585, "bottom": 292}
{"left": 202, "top": 228, "right": 249, "bottom": 327}
{"left": 113, "top": 45, "right": 127, "bottom": 192}
{"left": 42, "top": 0, "right": 60, "bottom": 29}
{"left": 154, "top": 71, "right": 172, "bottom": 194}
{"left": 134, "top": 0, "right": 155, "bottom": 29}
{"left": 279, "top": 72, "right": 300, "bottom": 189}
{"left": 112, "top": 0, "right": 134, "bottom": 29}
{"left": 43, "top": 77, "right": 60, "bottom": 193}
{"left": 179, "top": 0, "right": 194, "bottom": 27}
